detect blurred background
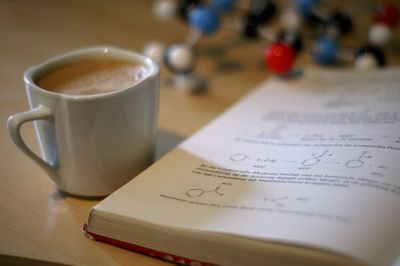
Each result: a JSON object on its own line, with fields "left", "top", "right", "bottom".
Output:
{"left": 2, "top": 0, "right": 399, "bottom": 136}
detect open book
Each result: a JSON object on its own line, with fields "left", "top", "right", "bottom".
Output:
{"left": 85, "top": 68, "right": 400, "bottom": 266}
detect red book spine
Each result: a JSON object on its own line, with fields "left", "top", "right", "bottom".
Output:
{"left": 82, "top": 224, "right": 215, "bottom": 266}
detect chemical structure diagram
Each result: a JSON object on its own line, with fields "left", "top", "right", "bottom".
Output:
{"left": 229, "top": 153, "right": 248, "bottom": 162}
{"left": 301, "top": 150, "right": 374, "bottom": 169}
{"left": 344, "top": 151, "right": 372, "bottom": 168}
{"left": 301, "top": 150, "right": 333, "bottom": 167}
{"left": 185, "top": 182, "right": 232, "bottom": 198}
{"left": 228, "top": 150, "right": 378, "bottom": 170}
{"left": 229, "top": 152, "right": 276, "bottom": 163}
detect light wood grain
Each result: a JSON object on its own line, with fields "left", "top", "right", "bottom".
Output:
{"left": 1, "top": 0, "right": 399, "bottom": 265}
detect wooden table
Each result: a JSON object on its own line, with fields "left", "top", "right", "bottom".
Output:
{"left": 0, "top": 1, "right": 269, "bottom": 265}
{"left": 1, "top": 1, "right": 399, "bottom": 265}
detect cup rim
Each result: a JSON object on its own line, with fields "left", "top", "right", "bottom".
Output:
{"left": 24, "top": 46, "right": 159, "bottom": 101}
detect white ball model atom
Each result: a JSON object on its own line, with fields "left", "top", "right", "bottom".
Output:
{"left": 368, "top": 23, "right": 391, "bottom": 47}
{"left": 164, "top": 43, "right": 196, "bottom": 73}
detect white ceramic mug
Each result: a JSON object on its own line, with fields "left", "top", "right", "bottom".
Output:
{"left": 7, "top": 47, "right": 159, "bottom": 197}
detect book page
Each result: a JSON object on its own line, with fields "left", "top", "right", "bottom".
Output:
{"left": 97, "top": 69, "right": 400, "bottom": 266}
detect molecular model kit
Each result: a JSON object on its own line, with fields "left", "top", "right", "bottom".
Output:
{"left": 143, "top": 0, "right": 400, "bottom": 91}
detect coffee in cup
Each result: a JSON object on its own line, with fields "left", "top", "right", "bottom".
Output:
{"left": 37, "top": 59, "right": 149, "bottom": 96}
{"left": 7, "top": 47, "right": 159, "bottom": 197}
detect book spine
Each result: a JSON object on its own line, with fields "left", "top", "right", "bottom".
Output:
{"left": 82, "top": 224, "right": 215, "bottom": 266}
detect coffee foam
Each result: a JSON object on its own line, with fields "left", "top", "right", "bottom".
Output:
{"left": 37, "top": 59, "right": 148, "bottom": 95}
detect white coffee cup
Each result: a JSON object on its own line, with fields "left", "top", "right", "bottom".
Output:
{"left": 7, "top": 46, "right": 159, "bottom": 197}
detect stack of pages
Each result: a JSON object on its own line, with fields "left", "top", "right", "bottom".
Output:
{"left": 85, "top": 68, "right": 400, "bottom": 266}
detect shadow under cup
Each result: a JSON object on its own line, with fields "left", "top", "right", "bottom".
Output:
{"left": 11, "top": 47, "right": 160, "bottom": 197}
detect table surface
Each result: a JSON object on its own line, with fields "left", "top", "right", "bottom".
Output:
{"left": 1, "top": 1, "right": 399, "bottom": 265}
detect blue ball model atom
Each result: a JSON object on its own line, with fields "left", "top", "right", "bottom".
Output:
{"left": 188, "top": 6, "right": 220, "bottom": 34}
{"left": 313, "top": 37, "right": 338, "bottom": 65}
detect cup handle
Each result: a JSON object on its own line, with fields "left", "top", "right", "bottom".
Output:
{"left": 7, "top": 105, "right": 59, "bottom": 182}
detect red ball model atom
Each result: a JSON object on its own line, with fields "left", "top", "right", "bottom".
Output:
{"left": 264, "top": 42, "right": 296, "bottom": 75}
